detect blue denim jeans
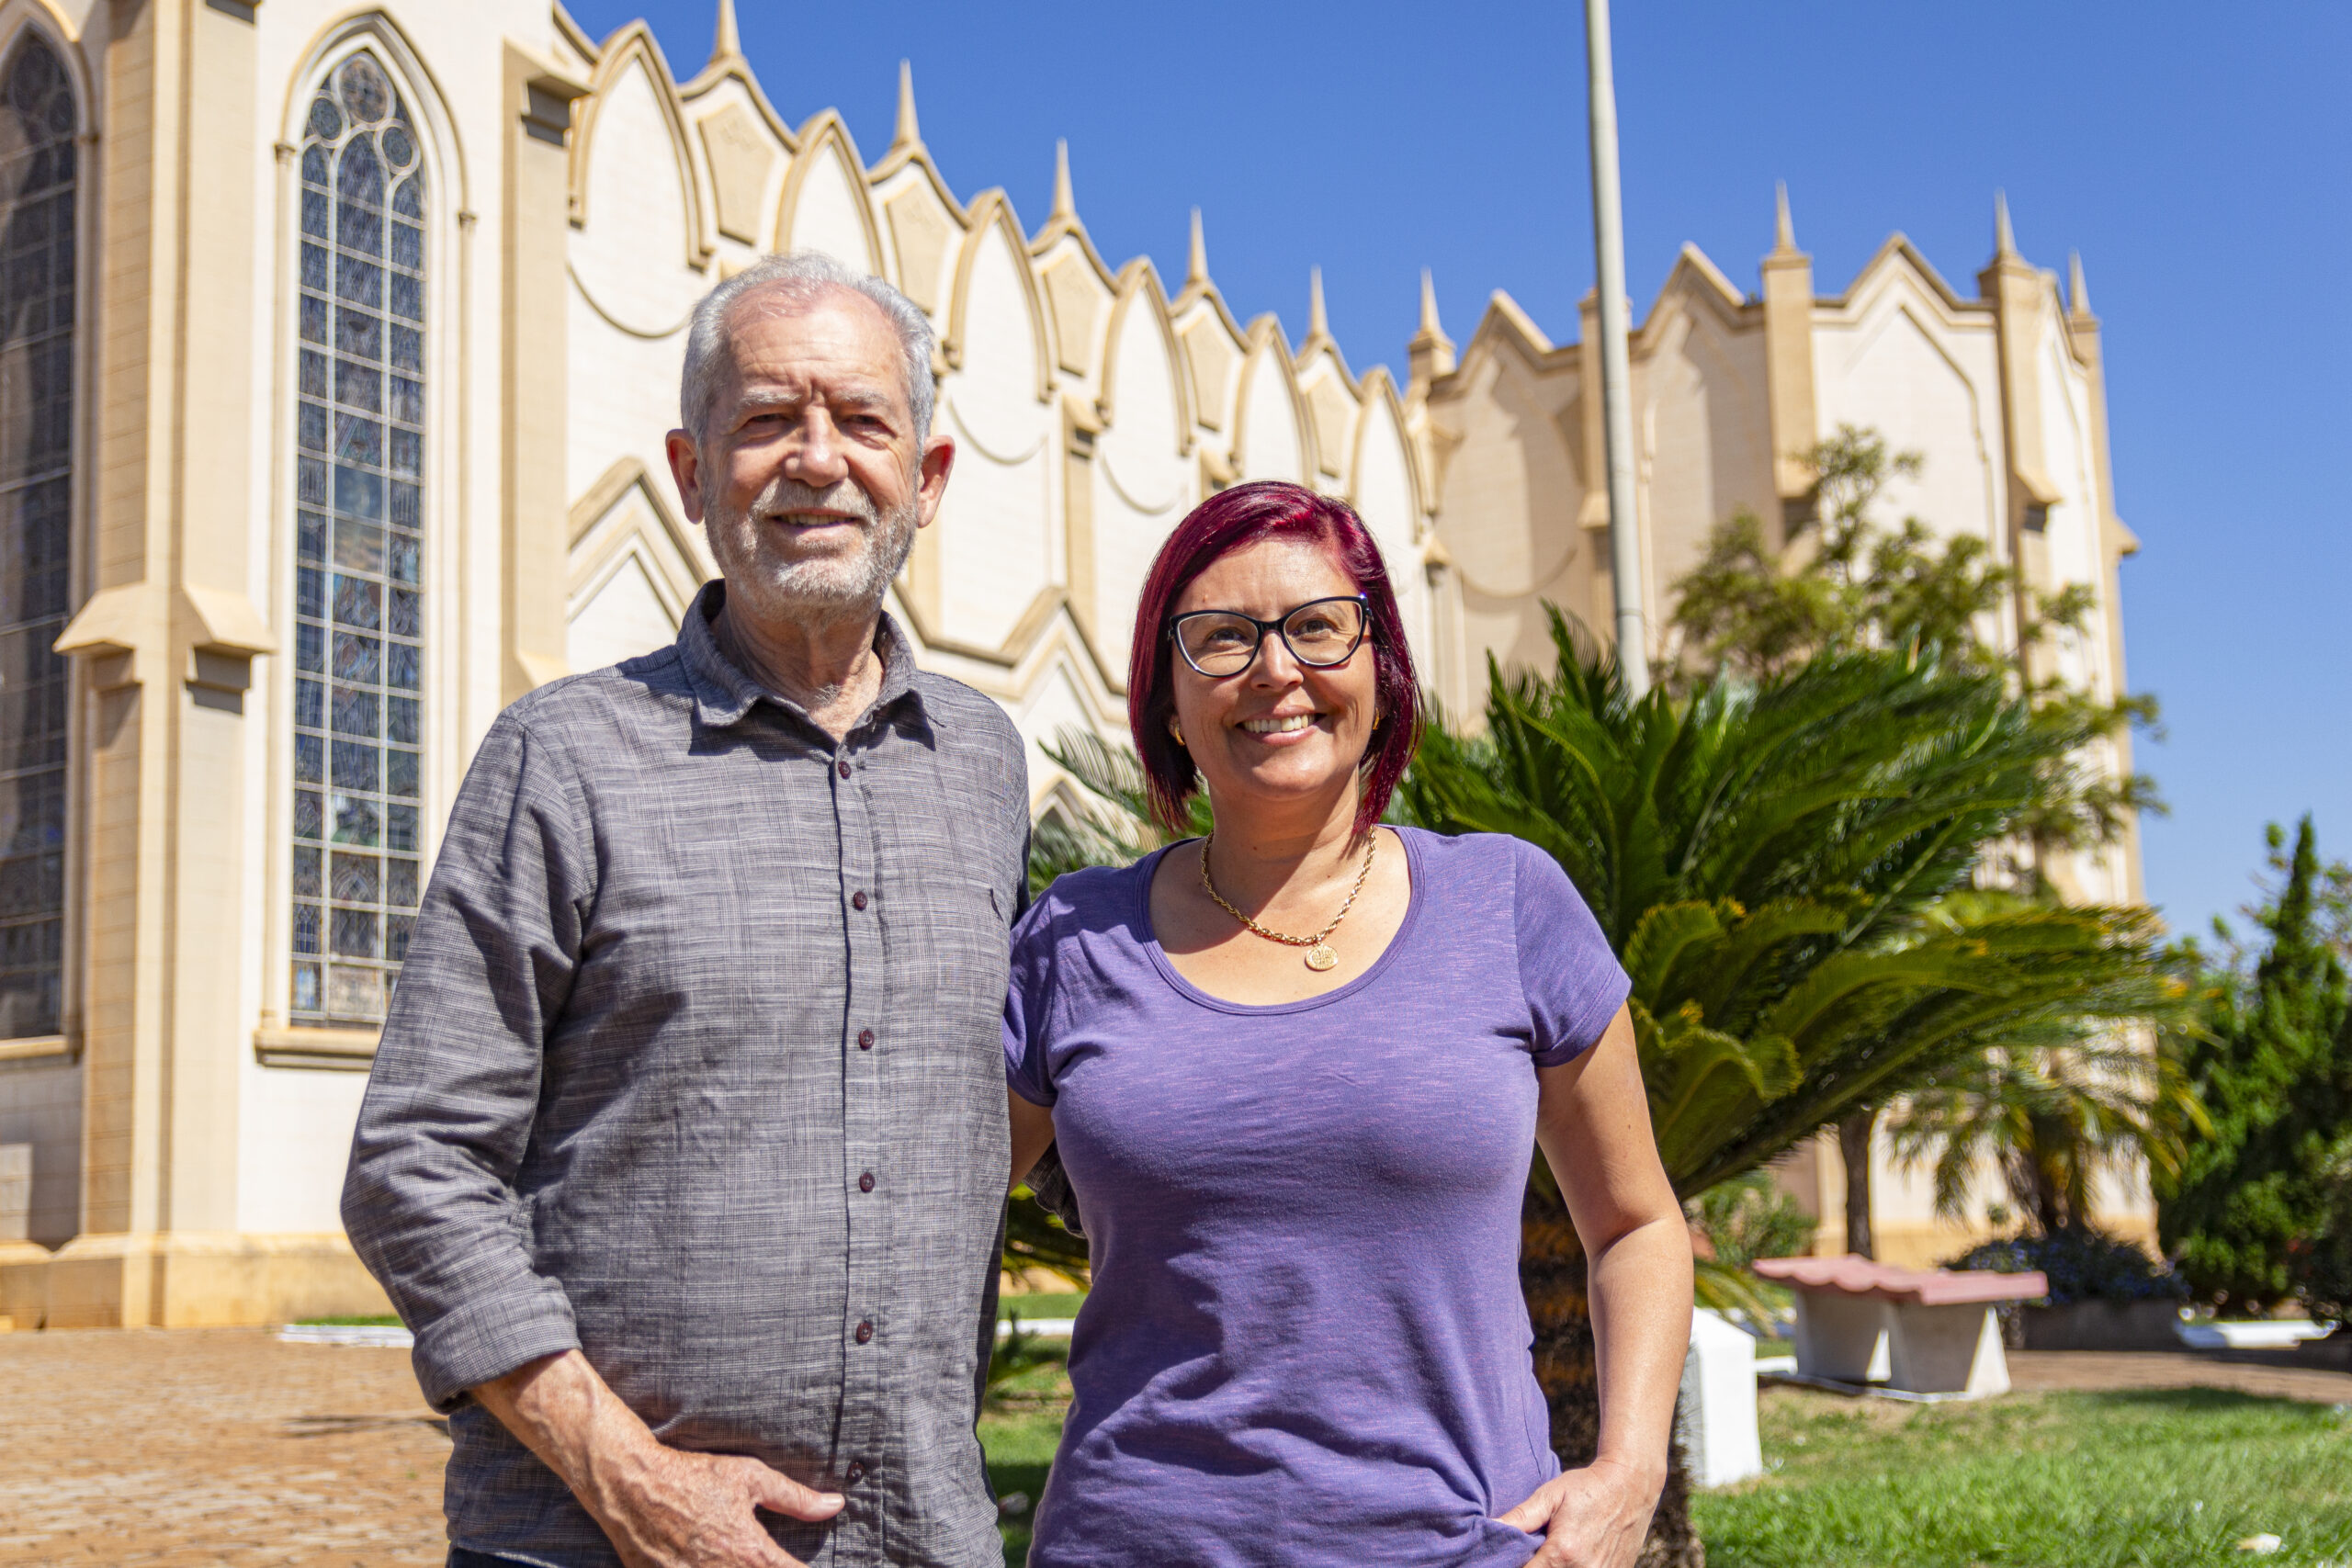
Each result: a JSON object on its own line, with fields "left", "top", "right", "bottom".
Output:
{"left": 448, "top": 1551, "right": 539, "bottom": 1568}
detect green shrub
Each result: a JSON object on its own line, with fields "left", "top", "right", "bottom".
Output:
{"left": 2158, "top": 818, "right": 2352, "bottom": 1314}
{"left": 1944, "top": 1226, "right": 2185, "bottom": 1305}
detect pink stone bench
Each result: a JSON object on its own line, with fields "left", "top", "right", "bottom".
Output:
{"left": 1753, "top": 1254, "right": 2049, "bottom": 1397}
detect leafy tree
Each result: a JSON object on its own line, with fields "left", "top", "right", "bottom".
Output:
{"left": 2289, "top": 1134, "right": 2352, "bottom": 1327}
{"left": 1668, "top": 426, "right": 2166, "bottom": 1246}
{"left": 1668, "top": 423, "right": 2160, "bottom": 868}
{"left": 2159, "top": 818, "right": 2352, "bottom": 1312}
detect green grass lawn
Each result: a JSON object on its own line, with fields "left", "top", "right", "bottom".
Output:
{"left": 978, "top": 1368, "right": 2352, "bottom": 1568}
{"left": 1696, "top": 1385, "right": 2352, "bottom": 1567}
{"left": 980, "top": 1350, "right": 1072, "bottom": 1568}
{"left": 998, "top": 1293, "right": 1086, "bottom": 1322}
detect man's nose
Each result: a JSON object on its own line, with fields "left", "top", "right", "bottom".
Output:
{"left": 786, "top": 409, "right": 850, "bottom": 486}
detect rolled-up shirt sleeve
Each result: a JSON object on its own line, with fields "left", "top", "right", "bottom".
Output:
{"left": 341, "top": 708, "right": 594, "bottom": 1411}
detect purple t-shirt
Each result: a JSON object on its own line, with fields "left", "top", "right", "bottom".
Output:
{"left": 1004, "top": 827, "right": 1631, "bottom": 1568}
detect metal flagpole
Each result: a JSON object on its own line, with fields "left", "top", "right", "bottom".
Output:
{"left": 1582, "top": 0, "right": 1651, "bottom": 696}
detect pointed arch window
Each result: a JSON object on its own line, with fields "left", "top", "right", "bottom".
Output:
{"left": 0, "top": 37, "right": 77, "bottom": 1041}
{"left": 290, "top": 53, "right": 426, "bottom": 1029}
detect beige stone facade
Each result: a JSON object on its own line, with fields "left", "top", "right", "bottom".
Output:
{"left": 0, "top": 0, "right": 2140, "bottom": 1326}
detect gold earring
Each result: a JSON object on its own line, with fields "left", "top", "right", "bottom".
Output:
{"left": 1170, "top": 720, "right": 1185, "bottom": 749}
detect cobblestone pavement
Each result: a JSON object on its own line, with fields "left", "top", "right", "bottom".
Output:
{"left": 6, "top": 1331, "right": 2349, "bottom": 1566}
{"left": 0, "top": 1328, "right": 447, "bottom": 1567}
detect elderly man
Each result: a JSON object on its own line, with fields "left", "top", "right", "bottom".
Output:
{"left": 342, "top": 252, "right": 1026, "bottom": 1568}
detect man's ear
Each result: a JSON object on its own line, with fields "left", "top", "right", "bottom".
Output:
{"left": 913, "top": 434, "right": 956, "bottom": 530}
{"left": 664, "top": 428, "right": 707, "bottom": 525}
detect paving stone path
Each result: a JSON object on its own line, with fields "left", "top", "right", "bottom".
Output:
{"left": 5, "top": 1330, "right": 2348, "bottom": 1566}
{"left": 0, "top": 1328, "right": 447, "bottom": 1566}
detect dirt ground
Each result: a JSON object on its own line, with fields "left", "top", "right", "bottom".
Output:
{"left": 4, "top": 1332, "right": 2350, "bottom": 1567}
{"left": 0, "top": 1328, "right": 447, "bottom": 1567}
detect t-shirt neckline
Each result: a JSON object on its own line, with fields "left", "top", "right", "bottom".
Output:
{"left": 1133, "top": 823, "right": 1428, "bottom": 1016}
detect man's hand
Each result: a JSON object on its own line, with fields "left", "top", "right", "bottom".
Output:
{"left": 473, "top": 1350, "right": 842, "bottom": 1568}
{"left": 1496, "top": 1456, "right": 1664, "bottom": 1568}
{"left": 575, "top": 1438, "right": 843, "bottom": 1568}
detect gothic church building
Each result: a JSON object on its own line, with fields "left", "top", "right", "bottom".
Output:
{"left": 0, "top": 0, "right": 2140, "bottom": 1325}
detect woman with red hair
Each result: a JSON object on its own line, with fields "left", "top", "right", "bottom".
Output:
{"left": 1005, "top": 481, "right": 1691, "bottom": 1568}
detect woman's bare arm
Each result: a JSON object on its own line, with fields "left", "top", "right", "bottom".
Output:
{"left": 1498, "top": 1004, "right": 1694, "bottom": 1568}
{"left": 1009, "top": 1093, "right": 1057, "bottom": 1192}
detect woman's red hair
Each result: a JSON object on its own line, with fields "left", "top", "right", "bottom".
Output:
{"left": 1127, "top": 480, "right": 1420, "bottom": 838}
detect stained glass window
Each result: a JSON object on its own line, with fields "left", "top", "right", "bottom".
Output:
{"left": 0, "top": 39, "right": 76, "bottom": 1041}
{"left": 291, "top": 54, "right": 424, "bottom": 1029}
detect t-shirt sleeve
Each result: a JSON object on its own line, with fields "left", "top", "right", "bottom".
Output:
{"left": 1512, "top": 838, "right": 1632, "bottom": 1068}
{"left": 1003, "top": 894, "right": 1060, "bottom": 1106}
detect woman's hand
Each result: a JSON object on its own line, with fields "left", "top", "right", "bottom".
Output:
{"left": 1497, "top": 1455, "right": 1665, "bottom": 1568}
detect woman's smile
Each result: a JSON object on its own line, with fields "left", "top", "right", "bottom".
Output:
{"left": 1237, "top": 711, "right": 1327, "bottom": 740}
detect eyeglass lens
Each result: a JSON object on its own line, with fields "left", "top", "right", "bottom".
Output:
{"left": 1175, "top": 598, "right": 1366, "bottom": 676}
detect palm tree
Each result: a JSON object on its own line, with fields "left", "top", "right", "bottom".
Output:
{"left": 1885, "top": 897, "right": 2204, "bottom": 1240}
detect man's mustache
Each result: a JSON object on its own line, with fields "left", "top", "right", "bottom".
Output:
{"left": 749, "top": 477, "right": 879, "bottom": 526}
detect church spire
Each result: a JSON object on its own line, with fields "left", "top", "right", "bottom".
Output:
{"left": 1306, "top": 265, "right": 1329, "bottom": 342}
{"left": 890, "top": 60, "right": 921, "bottom": 152}
{"left": 2067, "top": 250, "right": 2094, "bottom": 321}
{"left": 1771, "top": 180, "right": 1798, "bottom": 254}
{"left": 1408, "top": 266, "right": 1455, "bottom": 389}
{"left": 1050, "top": 139, "right": 1077, "bottom": 226}
{"left": 707, "top": 0, "right": 741, "bottom": 69}
{"left": 1186, "top": 207, "right": 1209, "bottom": 290}
{"left": 1993, "top": 188, "right": 2018, "bottom": 259}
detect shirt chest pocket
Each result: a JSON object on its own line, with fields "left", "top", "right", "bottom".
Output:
{"left": 890, "top": 874, "right": 1012, "bottom": 1053}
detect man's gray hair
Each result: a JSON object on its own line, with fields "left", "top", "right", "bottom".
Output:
{"left": 679, "top": 251, "right": 938, "bottom": 446}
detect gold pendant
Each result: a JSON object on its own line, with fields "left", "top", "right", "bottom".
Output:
{"left": 1304, "top": 943, "right": 1339, "bottom": 973}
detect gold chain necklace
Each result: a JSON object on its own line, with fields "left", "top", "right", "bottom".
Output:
{"left": 1198, "top": 830, "right": 1378, "bottom": 973}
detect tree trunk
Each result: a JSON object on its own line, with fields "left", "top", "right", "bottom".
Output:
{"left": 1838, "top": 1109, "right": 1878, "bottom": 1259}
{"left": 1521, "top": 1185, "right": 1703, "bottom": 1568}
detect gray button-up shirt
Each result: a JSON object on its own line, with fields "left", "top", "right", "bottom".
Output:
{"left": 343, "top": 583, "right": 1028, "bottom": 1568}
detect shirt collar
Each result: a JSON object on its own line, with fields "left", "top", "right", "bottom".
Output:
{"left": 677, "top": 580, "right": 925, "bottom": 738}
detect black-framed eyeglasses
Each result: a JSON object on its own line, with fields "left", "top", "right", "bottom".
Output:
{"left": 1168, "top": 594, "right": 1371, "bottom": 679}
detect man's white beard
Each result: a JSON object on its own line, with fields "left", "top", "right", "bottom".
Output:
{"left": 705, "top": 469, "right": 919, "bottom": 627}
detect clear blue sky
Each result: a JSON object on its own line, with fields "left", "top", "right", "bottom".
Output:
{"left": 572, "top": 0, "right": 2349, "bottom": 943}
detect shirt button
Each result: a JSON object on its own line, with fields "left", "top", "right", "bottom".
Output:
{"left": 851, "top": 890, "right": 868, "bottom": 910}
{"left": 858, "top": 1028, "right": 876, "bottom": 1050}
{"left": 854, "top": 1320, "right": 874, "bottom": 1344}
{"left": 845, "top": 1461, "right": 865, "bottom": 1485}
{"left": 858, "top": 1171, "right": 875, "bottom": 1192}
{"left": 837, "top": 760, "right": 852, "bottom": 779}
